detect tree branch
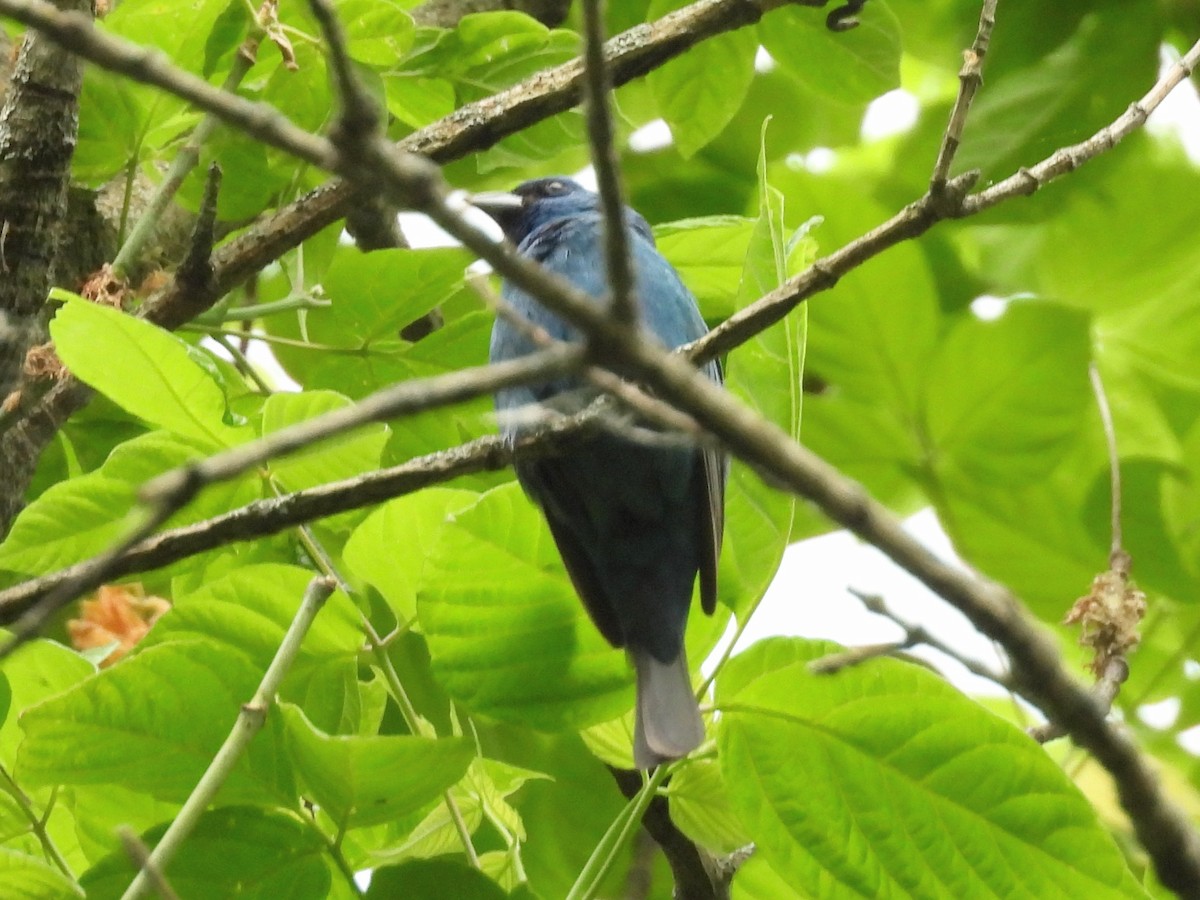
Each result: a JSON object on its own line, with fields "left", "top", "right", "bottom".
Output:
{"left": 120, "top": 575, "right": 335, "bottom": 900}
{"left": 581, "top": 0, "right": 636, "bottom": 326}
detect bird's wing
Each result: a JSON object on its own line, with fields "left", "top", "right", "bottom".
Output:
{"left": 696, "top": 356, "right": 725, "bottom": 616}
{"left": 518, "top": 457, "right": 626, "bottom": 648}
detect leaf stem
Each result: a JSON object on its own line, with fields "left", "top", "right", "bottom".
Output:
{"left": 0, "top": 764, "right": 74, "bottom": 879}
{"left": 119, "top": 575, "right": 335, "bottom": 900}
{"left": 566, "top": 765, "right": 670, "bottom": 900}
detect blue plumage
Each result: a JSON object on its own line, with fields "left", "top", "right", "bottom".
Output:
{"left": 477, "top": 177, "right": 725, "bottom": 768}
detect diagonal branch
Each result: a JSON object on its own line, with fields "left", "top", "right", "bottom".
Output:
{"left": 580, "top": 0, "right": 636, "bottom": 326}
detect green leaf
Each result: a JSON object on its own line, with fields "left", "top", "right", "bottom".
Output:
{"left": 385, "top": 75, "right": 456, "bottom": 128}
{"left": 366, "top": 859, "right": 506, "bottom": 900}
{"left": 654, "top": 216, "right": 756, "bottom": 321}
{"left": 719, "top": 130, "right": 807, "bottom": 616}
{"left": 147, "top": 564, "right": 366, "bottom": 733}
{"left": 0, "top": 848, "right": 83, "bottom": 898}
{"left": 1163, "top": 418, "right": 1200, "bottom": 583}
{"left": 647, "top": 0, "right": 757, "bottom": 157}
{"left": 78, "top": 807, "right": 330, "bottom": 900}
{"left": 0, "top": 639, "right": 94, "bottom": 771}
{"left": 952, "top": 2, "right": 1160, "bottom": 180}
{"left": 282, "top": 704, "right": 473, "bottom": 829}
{"left": 340, "top": 0, "right": 415, "bottom": 65}
{"left": 718, "top": 638, "right": 1146, "bottom": 899}
{"left": 19, "top": 641, "right": 295, "bottom": 806}
{"left": 73, "top": 69, "right": 145, "bottom": 184}
{"left": 759, "top": 1, "right": 901, "bottom": 104}
{"left": 0, "top": 431, "right": 260, "bottom": 575}
{"left": 935, "top": 467, "right": 1104, "bottom": 620}
{"left": 344, "top": 488, "right": 481, "bottom": 625}
{"left": 262, "top": 391, "right": 390, "bottom": 492}
{"left": 418, "top": 483, "right": 632, "bottom": 731}
{"left": 667, "top": 759, "right": 752, "bottom": 855}
{"left": 322, "top": 247, "right": 472, "bottom": 345}
{"left": 0, "top": 475, "right": 131, "bottom": 576}
{"left": 202, "top": 0, "right": 251, "bottom": 77}
{"left": 50, "top": 300, "right": 244, "bottom": 447}
{"left": 922, "top": 302, "right": 1092, "bottom": 484}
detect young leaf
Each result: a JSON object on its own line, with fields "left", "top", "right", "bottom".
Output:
{"left": 78, "top": 807, "right": 330, "bottom": 900}
{"left": 0, "top": 848, "right": 83, "bottom": 898}
{"left": 50, "top": 300, "right": 244, "bottom": 448}
{"left": 418, "top": 483, "right": 632, "bottom": 731}
{"left": 718, "top": 638, "right": 1148, "bottom": 900}
{"left": 19, "top": 641, "right": 295, "bottom": 806}
{"left": 282, "top": 704, "right": 473, "bottom": 830}
{"left": 646, "top": 0, "right": 757, "bottom": 157}
{"left": 344, "top": 488, "right": 481, "bottom": 626}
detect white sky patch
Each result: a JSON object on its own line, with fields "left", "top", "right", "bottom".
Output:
{"left": 1179, "top": 725, "right": 1200, "bottom": 755}
{"left": 755, "top": 45, "right": 776, "bottom": 73}
{"left": 1137, "top": 697, "right": 1181, "bottom": 730}
{"left": 861, "top": 89, "right": 920, "bottom": 141}
{"left": 1147, "top": 44, "right": 1200, "bottom": 163}
{"left": 714, "top": 509, "right": 1017, "bottom": 704}
{"left": 629, "top": 118, "right": 674, "bottom": 153}
{"left": 970, "top": 294, "right": 1010, "bottom": 321}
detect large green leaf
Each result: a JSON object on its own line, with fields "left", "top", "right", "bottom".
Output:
{"left": 759, "top": 1, "right": 901, "bottom": 104}
{"left": 647, "top": 0, "right": 757, "bottom": 157}
{"left": 262, "top": 391, "right": 390, "bottom": 493}
{"left": 50, "top": 300, "right": 244, "bottom": 448}
{"left": 146, "top": 564, "right": 367, "bottom": 734}
{"left": 718, "top": 638, "right": 1147, "bottom": 899}
{"left": 0, "top": 639, "right": 94, "bottom": 770}
{"left": 952, "top": 1, "right": 1160, "bottom": 181}
{"left": 366, "top": 859, "right": 506, "bottom": 900}
{"left": 344, "top": 488, "right": 481, "bottom": 626}
{"left": 0, "top": 848, "right": 83, "bottom": 898}
{"left": 322, "top": 247, "right": 471, "bottom": 344}
{"left": 654, "top": 216, "right": 757, "bottom": 321}
{"left": 18, "top": 641, "right": 295, "bottom": 806}
{"left": 282, "top": 704, "right": 473, "bottom": 829}
{"left": 922, "top": 301, "right": 1091, "bottom": 484}
{"left": 418, "top": 483, "right": 632, "bottom": 731}
{"left": 0, "top": 431, "right": 258, "bottom": 575}
{"left": 78, "top": 807, "right": 330, "bottom": 900}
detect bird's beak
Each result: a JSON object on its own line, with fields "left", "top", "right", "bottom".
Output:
{"left": 467, "top": 191, "right": 524, "bottom": 241}
{"left": 467, "top": 191, "right": 523, "bottom": 212}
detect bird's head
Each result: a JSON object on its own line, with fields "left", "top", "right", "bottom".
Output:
{"left": 469, "top": 177, "right": 598, "bottom": 245}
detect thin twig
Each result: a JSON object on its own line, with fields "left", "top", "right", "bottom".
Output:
{"left": 120, "top": 575, "right": 335, "bottom": 900}
{"left": 808, "top": 588, "right": 1013, "bottom": 689}
{"left": 580, "top": 0, "right": 636, "bottom": 326}
{"left": 0, "top": 763, "right": 74, "bottom": 878}
{"left": 291, "top": 519, "right": 482, "bottom": 870}
{"left": 139, "top": 346, "right": 578, "bottom": 506}
{"left": 0, "top": 347, "right": 579, "bottom": 654}
{"left": 929, "top": 0, "right": 998, "bottom": 196}
{"left": 117, "top": 826, "right": 181, "bottom": 900}
{"left": 690, "top": 38, "right": 1200, "bottom": 365}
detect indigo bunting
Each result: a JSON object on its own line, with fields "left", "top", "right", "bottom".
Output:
{"left": 473, "top": 177, "right": 725, "bottom": 768}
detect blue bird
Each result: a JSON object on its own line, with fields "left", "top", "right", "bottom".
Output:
{"left": 473, "top": 177, "right": 725, "bottom": 769}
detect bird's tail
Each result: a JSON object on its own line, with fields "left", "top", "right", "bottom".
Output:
{"left": 632, "top": 648, "right": 704, "bottom": 769}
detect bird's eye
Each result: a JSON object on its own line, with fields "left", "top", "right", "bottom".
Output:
{"left": 546, "top": 180, "right": 566, "bottom": 195}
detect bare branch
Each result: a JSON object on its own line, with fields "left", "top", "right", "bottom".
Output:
{"left": 1090, "top": 363, "right": 1123, "bottom": 563}
{"left": 581, "top": 0, "right": 636, "bottom": 326}
{"left": 929, "top": 0, "right": 998, "bottom": 196}
{"left": 809, "top": 588, "right": 1013, "bottom": 689}
{"left": 0, "top": 347, "right": 580, "bottom": 651}
{"left": 692, "top": 38, "right": 1200, "bottom": 365}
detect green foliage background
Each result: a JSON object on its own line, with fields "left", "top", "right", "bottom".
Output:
{"left": 1, "top": 0, "right": 1199, "bottom": 897}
